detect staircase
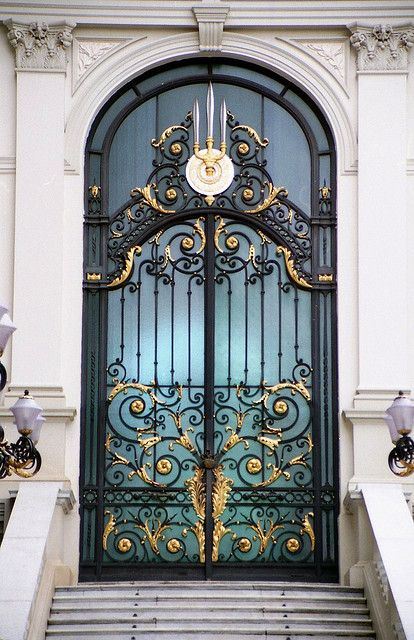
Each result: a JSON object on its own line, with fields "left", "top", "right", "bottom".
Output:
{"left": 46, "top": 581, "right": 376, "bottom": 639}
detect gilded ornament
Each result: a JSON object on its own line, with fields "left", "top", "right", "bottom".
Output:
{"left": 238, "top": 537, "right": 252, "bottom": 553}
{"left": 181, "top": 236, "right": 194, "bottom": 251}
{"left": 242, "top": 188, "right": 254, "bottom": 202}
{"left": 165, "top": 187, "right": 177, "bottom": 201}
{"left": 86, "top": 272, "right": 101, "bottom": 281}
{"left": 248, "top": 519, "right": 284, "bottom": 555}
{"left": 237, "top": 142, "right": 250, "bottom": 156}
{"left": 156, "top": 458, "right": 172, "bottom": 475}
{"left": 212, "top": 519, "right": 232, "bottom": 562}
{"left": 107, "top": 245, "right": 142, "bottom": 289}
{"left": 167, "top": 538, "right": 181, "bottom": 553}
{"left": 137, "top": 434, "right": 161, "bottom": 453}
{"left": 135, "top": 518, "right": 170, "bottom": 555}
{"left": 130, "top": 399, "right": 145, "bottom": 414}
{"left": 117, "top": 537, "right": 132, "bottom": 553}
{"left": 205, "top": 195, "right": 215, "bottom": 206}
{"left": 318, "top": 273, "right": 333, "bottom": 282}
{"left": 232, "top": 124, "right": 269, "bottom": 148}
{"left": 151, "top": 125, "right": 187, "bottom": 149}
{"left": 286, "top": 537, "right": 300, "bottom": 553}
{"left": 130, "top": 183, "right": 175, "bottom": 215}
{"left": 300, "top": 512, "right": 315, "bottom": 551}
{"left": 89, "top": 184, "right": 101, "bottom": 198}
{"left": 225, "top": 235, "right": 239, "bottom": 250}
{"left": 102, "top": 510, "right": 118, "bottom": 550}
{"left": 243, "top": 183, "right": 287, "bottom": 215}
{"left": 276, "top": 246, "right": 312, "bottom": 290}
{"left": 319, "top": 185, "right": 331, "bottom": 200}
{"left": 246, "top": 458, "right": 262, "bottom": 474}
{"left": 170, "top": 142, "right": 182, "bottom": 156}
{"left": 108, "top": 379, "right": 166, "bottom": 406}
{"left": 274, "top": 399, "right": 288, "bottom": 415}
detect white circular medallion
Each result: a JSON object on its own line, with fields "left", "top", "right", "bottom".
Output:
{"left": 186, "top": 149, "right": 234, "bottom": 196}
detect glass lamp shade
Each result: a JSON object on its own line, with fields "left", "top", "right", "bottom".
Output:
{"left": 386, "top": 394, "right": 414, "bottom": 435}
{"left": 384, "top": 413, "right": 400, "bottom": 444}
{"left": 30, "top": 414, "right": 45, "bottom": 444}
{"left": 0, "top": 303, "right": 8, "bottom": 322}
{"left": 10, "top": 390, "right": 42, "bottom": 435}
{"left": 0, "top": 313, "right": 17, "bottom": 354}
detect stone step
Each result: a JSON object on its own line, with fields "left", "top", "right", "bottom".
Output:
{"left": 45, "top": 627, "right": 376, "bottom": 639}
{"left": 48, "top": 613, "right": 373, "bottom": 627}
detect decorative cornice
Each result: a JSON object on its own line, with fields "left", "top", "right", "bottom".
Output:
{"left": 193, "top": 4, "right": 229, "bottom": 52}
{"left": 349, "top": 24, "right": 414, "bottom": 71}
{"left": 5, "top": 19, "right": 76, "bottom": 71}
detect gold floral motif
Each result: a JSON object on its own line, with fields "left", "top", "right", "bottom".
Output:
{"left": 238, "top": 537, "right": 252, "bottom": 553}
{"left": 242, "top": 188, "right": 254, "bottom": 202}
{"left": 193, "top": 217, "right": 206, "bottom": 254}
{"left": 274, "top": 399, "right": 288, "bottom": 414}
{"left": 181, "top": 236, "right": 194, "bottom": 250}
{"left": 237, "top": 142, "right": 250, "bottom": 156}
{"left": 249, "top": 518, "right": 284, "bottom": 555}
{"left": 246, "top": 458, "right": 262, "bottom": 474}
{"left": 151, "top": 125, "right": 187, "bottom": 149}
{"left": 156, "top": 458, "right": 172, "bottom": 475}
{"left": 135, "top": 519, "right": 170, "bottom": 555}
{"left": 212, "top": 465, "right": 233, "bottom": 519}
{"left": 170, "top": 142, "right": 182, "bottom": 156}
{"left": 243, "top": 183, "right": 288, "bottom": 215}
{"left": 165, "top": 187, "right": 177, "bottom": 201}
{"left": 286, "top": 537, "right": 300, "bottom": 553}
{"left": 232, "top": 124, "right": 269, "bottom": 148}
{"left": 226, "top": 235, "right": 239, "bottom": 250}
{"left": 183, "top": 520, "right": 205, "bottom": 563}
{"left": 107, "top": 245, "right": 142, "bottom": 289}
{"left": 300, "top": 512, "right": 315, "bottom": 551}
{"left": 276, "top": 245, "right": 312, "bottom": 290}
{"left": 103, "top": 510, "right": 118, "bottom": 550}
{"left": 130, "top": 183, "right": 175, "bottom": 214}
{"left": 130, "top": 399, "right": 145, "bottom": 414}
{"left": 127, "top": 462, "right": 167, "bottom": 488}
{"left": 212, "top": 519, "right": 232, "bottom": 562}
{"left": 167, "top": 538, "right": 181, "bottom": 553}
{"left": 118, "top": 537, "right": 132, "bottom": 553}
{"left": 171, "top": 430, "right": 196, "bottom": 453}
{"left": 214, "top": 216, "right": 227, "bottom": 253}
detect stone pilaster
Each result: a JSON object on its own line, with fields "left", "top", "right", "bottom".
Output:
{"left": 5, "top": 19, "right": 75, "bottom": 70}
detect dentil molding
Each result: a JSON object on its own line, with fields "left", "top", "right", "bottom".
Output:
{"left": 349, "top": 24, "right": 414, "bottom": 71}
{"left": 5, "top": 19, "right": 75, "bottom": 71}
{"left": 193, "top": 4, "right": 229, "bottom": 52}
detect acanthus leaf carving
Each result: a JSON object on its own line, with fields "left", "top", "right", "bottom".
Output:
{"left": 5, "top": 19, "right": 75, "bottom": 71}
{"left": 350, "top": 24, "right": 414, "bottom": 71}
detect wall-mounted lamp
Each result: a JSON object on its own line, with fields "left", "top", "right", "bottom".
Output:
{"left": 386, "top": 391, "right": 414, "bottom": 476}
{"left": 0, "top": 304, "right": 43, "bottom": 478}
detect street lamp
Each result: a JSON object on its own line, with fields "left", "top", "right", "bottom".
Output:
{"left": 0, "top": 304, "right": 43, "bottom": 478}
{"left": 386, "top": 391, "right": 414, "bottom": 477}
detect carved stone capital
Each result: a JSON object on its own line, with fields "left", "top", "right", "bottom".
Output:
{"left": 349, "top": 24, "right": 414, "bottom": 71}
{"left": 193, "top": 4, "right": 229, "bottom": 52}
{"left": 5, "top": 19, "right": 76, "bottom": 71}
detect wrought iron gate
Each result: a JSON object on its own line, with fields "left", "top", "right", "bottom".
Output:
{"left": 81, "top": 62, "right": 338, "bottom": 581}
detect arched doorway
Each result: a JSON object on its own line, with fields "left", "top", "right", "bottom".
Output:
{"left": 80, "top": 60, "right": 338, "bottom": 581}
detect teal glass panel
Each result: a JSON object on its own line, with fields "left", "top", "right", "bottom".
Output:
{"left": 91, "top": 89, "right": 137, "bottom": 149}
{"left": 212, "top": 62, "right": 286, "bottom": 95}
{"left": 138, "top": 64, "right": 206, "bottom": 95}
{"left": 283, "top": 89, "right": 329, "bottom": 151}
{"left": 109, "top": 97, "right": 156, "bottom": 212}
{"left": 263, "top": 97, "right": 311, "bottom": 214}
{"left": 89, "top": 153, "right": 101, "bottom": 186}
{"left": 319, "top": 153, "right": 331, "bottom": 188}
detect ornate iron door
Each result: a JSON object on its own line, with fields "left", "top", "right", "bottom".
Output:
{"left": 81, "top": 65, "right": 338, "bottom": 581}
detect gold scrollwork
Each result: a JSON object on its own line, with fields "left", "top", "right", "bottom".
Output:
{"left": 212, "top": 465, "right": 233, "bottom": 519}
{"left": 243, "top": 182, "right": 288, "bottom": 215}
{"left": 151, "top": 125, "right": 188, "bottom": 149}
{"left": 131, "top": 183, "right": 175, "bottom": 215}
{"left": 135, "top": 519, "right": 170, "bottom": 555}
{"left": 254, "top": 379, "right": 311, "bottom": 408}
{"left": 276, "top": 245, "right": 312, "bottom": 290}
{"left": 253, "top": 463, "right": 290, "bottom": 488}
{"left": 103, "top": 510, "right": 118, "bottom": 550}
{"left": 107, "top": 245, "right": 142, "bottom": 289}
{"left": 107, "top": 379, "right": 166, "bottom": 406}
{"left": 214, "top": 216, "right": 227, "bottom": 253}
{"left": 249, "top": 518, "right": 284, "bottom": 555}
{"left": 223, "top": 431, "right": 249, "bottom": 452}
{"left": 184, "top": 466, "right": 206, "bottom": 562}
{"left": 232, "top": 124, "right": 269, "bottom": 148}
{"left": 212, "top": 520, "right": 232, "bottom": 562}
{"left": 300, "top": 512, "right": 315, "bottom": 551}
{"left": 137, "top": 433, "right": 161, "bottom": 453}
{"left": 257, "top": 434, "right": 282, "bottom": 452}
